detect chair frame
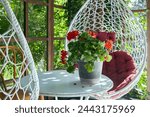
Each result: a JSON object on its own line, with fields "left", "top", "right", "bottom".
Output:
{"left": 0, "top": 0, "right": 39, "bottom": 100}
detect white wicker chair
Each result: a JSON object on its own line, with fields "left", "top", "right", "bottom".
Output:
{"left": 67, "top": 0, "right": 147, "bottom": 99}
{"left": 0, "top": 0, "right": 39, "bottom": 100}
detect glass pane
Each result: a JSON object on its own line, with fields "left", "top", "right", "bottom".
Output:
{"left": 28, "top": 41, "right": 47, "bottom": 71}
{"left": 0, "top": 0, "right": 24, "bottom": 34}
{"left": 54, "top": 8, "right": 68, "bottom": 37}
{"left": 28, "top": 4, "right": 47, "bottom": 37}
{"left": 53, "top": 40, "right": 65, "bottom": 69}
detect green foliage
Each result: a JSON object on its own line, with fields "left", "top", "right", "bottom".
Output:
{"left": 28, "top": 5, "right": 47, "bottom": 37}
{"left": 0, "top": 14, "right": 10, "bottom": 34}
{"left": 0, "top": 0, "right": 23, "bottom": 34}
{"left": 66, "top": 0, "right": 86, "bottom": 25}
{"left": 54, "top": 8, "right": 68, "bottom": 37}
{"left": 134, "top": 12, "right": 147, "bottom": 30}
{"left": 53, "top": 40, "right": 66, "bottom": 69}
{"left": 28, "top": 41, "right": 46, "bottom": 65}
{"left": 53, "top": 5, "right": 68, "bottom": 70}
{"left": 124, "top": 70, "right": 148, "bottom": 99}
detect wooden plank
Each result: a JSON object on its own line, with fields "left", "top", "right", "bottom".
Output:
{"left": 23, "top": 0, "right": 48, "bottom": 6}
{"left": 147, "top": 0, "right": 150, "bottom": 99}
{"left": 54, "top": 4, "right": 66, "bottom": 9}
{"left": 47, "top": 0, "right": 54, "bottom": 71}
{"left": 132, "top": 9, "right": 146, "bottom": 12}
{"left": 22, "top": 0, "right": 65, "bottom": 9}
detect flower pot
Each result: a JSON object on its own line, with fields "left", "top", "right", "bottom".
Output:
{"left": 78, "top": 61, "right": 103, "bottom": 86}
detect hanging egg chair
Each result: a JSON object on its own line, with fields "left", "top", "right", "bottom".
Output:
{"left": 0, "top": 0, "right": 39, "bottom": 100}
{"left": 67, "top": 0, "right": 147, "bottom": 99}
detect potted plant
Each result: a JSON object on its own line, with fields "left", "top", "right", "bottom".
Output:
{"left": 61, "top": 30, "right": 115, "bottom": 85}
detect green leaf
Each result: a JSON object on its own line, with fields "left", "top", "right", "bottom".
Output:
{"left": 99, "top": 56, "right": 105, "bottom": 61}
{"left": 84, "top": 63, "right": 94, "bottom": 73}
{"left": 106, "top": 55, "right": 112, "bottom": 62}
{"left": 67, "top": 66, "right": 75, "bottom": 73}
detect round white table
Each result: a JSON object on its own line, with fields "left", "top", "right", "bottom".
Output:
{"left": 21, "top": 70, "right": 113, "bottom": 100}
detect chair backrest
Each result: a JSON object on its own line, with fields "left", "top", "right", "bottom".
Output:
{"left": 0, "top": 46, "right": 24, "bottom": 77}
{"left": 0, "top": 46, "right": 25, "bottom": 91}
{"left": 0, "top": 0, "right": 39, "bottom": 100}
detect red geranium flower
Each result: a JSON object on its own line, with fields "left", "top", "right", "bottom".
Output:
{"left": 61, "top": 30, "right": 115, "bottom": 73}
{"left": 61, "top": 50, "right": 68, "bottom": 64}
{"left": 88, "top": 31, "right": 97, "bottom": 38}
{"left": 105, "top": 40, "right": 113, "bottom": 51}
{"left": 61, "top": 50, "right": 67, "bottom": 57}
{"left": 67, "top": 30, "right": 79, "bottom": 41}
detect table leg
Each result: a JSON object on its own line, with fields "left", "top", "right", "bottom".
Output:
{"left": 84, "top": 96, "right": 90, "bottom": 100}
{"left": 80, "top": 96, "right": 84, "bottom": 100}
{"left": 55, "top": 96, "right": 58, "bottom": 100}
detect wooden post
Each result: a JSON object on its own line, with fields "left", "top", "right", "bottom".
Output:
{"left": 47, "top": 0, "right": 54, "bottom": 71}
{"left": 147, "top": 0, "right": 150, "bottom": 99}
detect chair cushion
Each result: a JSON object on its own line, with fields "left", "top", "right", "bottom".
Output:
{"left": 102, "top": 51, "right": 136, "bottom": 94}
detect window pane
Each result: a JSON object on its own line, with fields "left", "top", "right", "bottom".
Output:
{"left": 29, "top": 41, "right": 47, "bottom": 71}
{"left": 28, "top": 4, "right": 47, "bottom": 37}
{"left": 54, "top": 40, "right": 65, "bottom": 69}
{"left": 0, "top": 0, "right": 24, "bottom": 34}
{"left": 54, "top": 8, "right": 68, "bottom": 37}
{"left": 54, "top": 0, "right": 67, "bottom": 5}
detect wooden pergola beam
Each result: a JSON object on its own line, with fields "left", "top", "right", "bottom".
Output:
{"left": 147, "top": 0, "right": 150, "bottom": 99}
{"left": 47, "top": 0, "right": 54, "bottom": 70}
{"left": 0, "top": 37, "right": 65, "bottom": 42}
{"left": 22, "top": 0, "right": 65, "bottom": 9}
{"left": 132, "top": 9, "right": 146, "bottom": 12}
{"left": 23, "top": 0, "right": 47, "bottom": 6}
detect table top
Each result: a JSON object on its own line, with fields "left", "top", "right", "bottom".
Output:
{"left": 21, "top": 70, "right": 113, "bottom": 97}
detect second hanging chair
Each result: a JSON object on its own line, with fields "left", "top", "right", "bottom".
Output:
{"left": 66, "top": 0, "right": 147, "bottom": 99}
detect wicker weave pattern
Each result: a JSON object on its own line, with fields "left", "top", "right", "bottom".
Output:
{"left": 67, "top": 0, "right": 147, "bottom": 99}
{"left": 0, "top": 0, "right": 39, "bottom": 100}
